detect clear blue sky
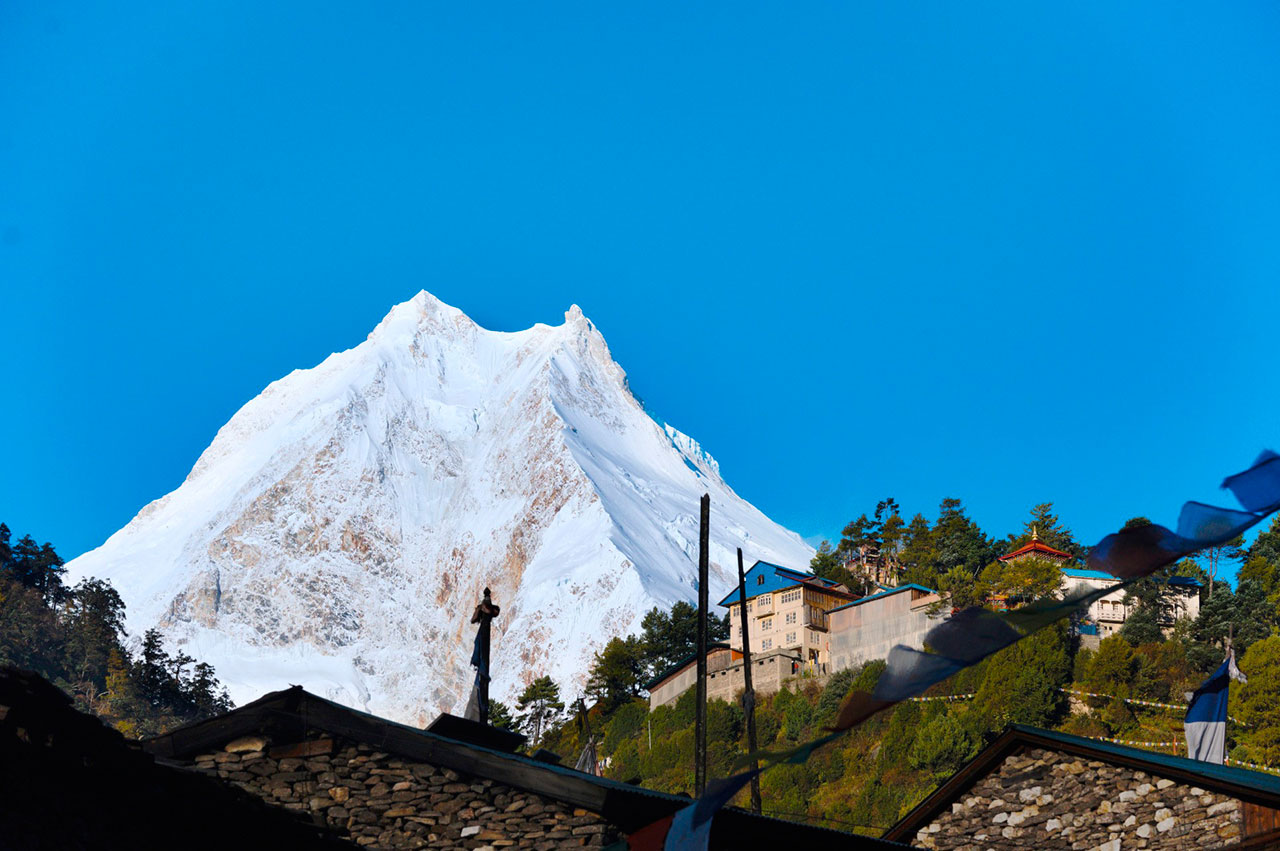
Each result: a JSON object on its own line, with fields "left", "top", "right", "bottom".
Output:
{"left": 3, "top": 3, "right": 1279, "bottom": 579}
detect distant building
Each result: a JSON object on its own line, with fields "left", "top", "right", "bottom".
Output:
{"left": 646, "top": 565, "right": 943, "bottom": 710}
{"left": 998, "top": 532, "right": 1075, "bottom": 567}
{"left": 646, "top": 642, "right": 737, "bottom": 709}
{"left": 720, "top": 561, "right": 857, "bottom": 670}
{"left": 994, "top": 530, "right": 1202, "bottom": 641}
{"left": 1062, "top": 567, "right": 1201, "bottom": 641}
{"left": 990, "top": 532, "right": 1075, "bottom": 610}
{"left": 827, "top": 584, "right": 941, "bottom": 674}
{"left": 885, "top": 724, "right": 1280, "bottom": 849}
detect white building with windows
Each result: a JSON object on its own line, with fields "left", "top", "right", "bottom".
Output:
{"left": 720, "top": 561, "right": 857, "bottom": 670}
{"left": 1062, "top": 567, "right": 1202, "bottom": 640}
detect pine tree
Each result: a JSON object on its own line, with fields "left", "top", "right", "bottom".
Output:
{"left": 1234, "top": 635, "right": 1280, "bottom": 765}
{"left": 1006, "top": 503, "right": 1080, "bottom": 557}
{"left": 487, "top": 699, "right": 517, "bottom": 733}
{"left": 5, "top": 534, "right": 65, "bottom": 601}
{"left": 898, "top": 513, "right": 938, "bottom": 587}
{"left": 1197, "top": 535, "right": 1246, "bottom": 598}
{"left": 933, "top": 498, "right": 994, "bottom": 575}
{"left": 639, "top": 601, "right": 728, "bottom": 676}
{"left": 61, "top": 578, "right": 128, "bottom": 706}
{"left": 515, "top": 675, "right": 564, "bottom": 743}
{"left": 586, "top": 636, "right": 644, "bottom": 713}
{"left": 809, "top": 541, "right": 841, "bottom": 577}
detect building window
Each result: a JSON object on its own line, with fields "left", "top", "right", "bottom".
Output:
{"left": 762, "top": 618, "right": 773, "bottom": 631}
{"left": 785, "top": 611, "right": 796, "bottom": 625}
{"left": 762, "top": 638, "right": 773, "bottom": 650}
{"left": 757, "top": 575, "right": 765, "bottom": 585}
{"left": 785, "top": 631, "right": 797, "bottom": 644}
{"left": 781, "top": 589, "right": 801, "bottom": 603}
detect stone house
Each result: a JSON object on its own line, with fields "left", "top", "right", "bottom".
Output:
{"left": 144, "top": 683, "right": 899, "bottom": 849}
{"left": 884, "top": 724, "right": 1280, "bottom": 850}
{"left": 721, "top": 561, "right": 857, "bottom": 670}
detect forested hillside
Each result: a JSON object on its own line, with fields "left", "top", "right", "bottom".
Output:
{"left": 529, "top": 500, "right": 1280, "bottom": 835}
{"left": 0, "top": 522, "right": 232, "bottom": 736}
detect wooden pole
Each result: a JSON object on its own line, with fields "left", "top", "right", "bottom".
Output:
{"left": 470, "top": 588, "right": 500, "bottom": 726}
{"left": 737, "top": 547, "right": 762, "bottom": 814}
{"left": 695, "top": 493, "right": 710, "bottom": 796}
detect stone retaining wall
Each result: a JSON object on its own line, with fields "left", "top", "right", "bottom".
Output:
{"left": 181, "top": 736, "right": 621, "bottom": 850}
{"left": 911, "top": 747, "right": 1245, "bottom": 850}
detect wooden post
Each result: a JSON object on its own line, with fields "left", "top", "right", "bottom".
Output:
{"left": 470, "top": 588, "right": 500, "bottom": 725}
{"left": 695, "top": 493, "right": 710, "bottom": 796}
{"left": 737, "top": 547, "right": 762, "bottom": 814}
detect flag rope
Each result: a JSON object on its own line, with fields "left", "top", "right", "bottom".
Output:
{"left": 903, "top": 686, "right": 1246, "bottom": 725}
{"left": 1060, "top": 688, "right": 1247, "bottom": 725}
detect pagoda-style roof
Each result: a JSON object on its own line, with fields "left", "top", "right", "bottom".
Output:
{"left": 998, "top": 534, "right": 1073, "bottom": 563}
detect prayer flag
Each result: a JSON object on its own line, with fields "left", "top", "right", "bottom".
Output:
{"left": 1185, "top": 649, "right": 1247, "bottom": 763}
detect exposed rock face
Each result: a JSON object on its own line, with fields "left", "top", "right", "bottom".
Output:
{"left": 66, "top": 291, "right": 813, "bottom": 724}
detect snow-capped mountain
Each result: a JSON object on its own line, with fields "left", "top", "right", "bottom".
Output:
{"left": 66, "top": 292, "right": 813, "bottom": 725}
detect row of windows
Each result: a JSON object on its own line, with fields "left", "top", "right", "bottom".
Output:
{"left": 781, "top": 589, "right": 801, "bottom": 603}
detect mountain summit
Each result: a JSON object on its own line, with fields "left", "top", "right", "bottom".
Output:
{"left": 67, "top": 292, "right": 813, "bottom": 724}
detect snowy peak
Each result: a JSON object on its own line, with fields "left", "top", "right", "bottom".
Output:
{"left": 66, "top": 290, "right": 813, "bottom": 725}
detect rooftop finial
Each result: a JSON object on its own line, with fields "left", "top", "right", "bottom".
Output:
{"left": 1032, "top": 525, "right": 1039, "bottom": 541}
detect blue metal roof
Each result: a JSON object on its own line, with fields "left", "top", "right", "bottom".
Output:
{"left": 1062, "top": 567, "right": 1201, "bottom": 587}
{"left": 716, "top": 561, "right": 845, "bottom": 608}
{"left": 828, "top": 583, "right": 936, "bottom": 613}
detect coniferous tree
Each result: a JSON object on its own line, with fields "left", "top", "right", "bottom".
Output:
{"left": 1006, "top": 503, "right": 1080, "bottom": 557}
{"left": 897, "top": 513, "right": 938, "bottom": 587}
{"left": 638, "top": 601, "right": 727, "bottom": 677}
{"left": 61, "top": 578, "right": 128, "bottom": 707}
{"left": 586, "top": 636, "right": 644, "bottom": 713}
{"left": 810, "top": 541, "right": 863, "bottom": 593}
{"left": 0, "top": 522, "right": 233, "bottom": 736}
{"left": 6, "top": 534, "right": 66, "bottom": 601}
{"left": 1196, "top": 535, "right": 1246, "bottom": 598}
{"left": 515, "top": 675, "right": 564, "bottom": 744}
{"left": 809, "top": 541, "right": 842, "bottom": 578}
{"left": 969, "top": 623, "right": 1071, "bottom": 730}
{"left": 1234, "top": 635, "right": 1280, "bottom": 765}
{"left": 487, "top": 699, "right": 517, "bottom": 733}
{"left": 1250, "top": 516, "right": 1280, "bottom": 565}
{"left": 933, "top": 498, "right": 995, "bottom": 576}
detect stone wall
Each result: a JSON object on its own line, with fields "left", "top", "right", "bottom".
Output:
{"left": 649, "top": 646, "right": 734, "bottom": 709}
{"left": 181, "top": 736, "right": 621, "bottom": 850}
{"left": 706, "top": 650, "right": 805, "bottom": 705}
{"left": 910, "top": 747, "right": 1249, "bottom": 850}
